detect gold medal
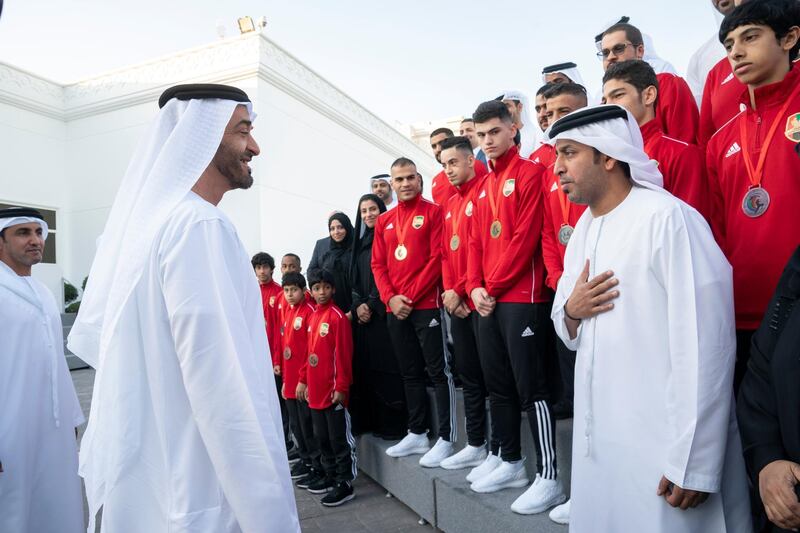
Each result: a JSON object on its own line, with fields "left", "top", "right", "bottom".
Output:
{"left": 490, "top": 220, "right": 502, "bottom": 239}
{"left": 450, "top": 235, "right": 460, "bottom": 251}
{"left": 308, "top": 353, "right": 319, "bottom": 367}
{"left": 395, "top": 244, "right": 408, "bottom": 261}
{"left": 283, "top": 347, "right": 292, "bottom": 360}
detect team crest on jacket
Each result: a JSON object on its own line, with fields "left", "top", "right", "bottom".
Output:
{"left": 309, "top": 353, "right": 319, "bottom": 367}
{"left": 502, "top": 179, "right": 515, "bottom": 197}
{"left": 465, "top": 201, "right": 474, "bottom": 216}
{"left": 320, "top": 323, "right": 330, "bottom": 336}
{"left": 786, "top": 113, "right": 800, "bottom": 142}
{"left": 412, "top": 215, "right": 425, "bottom": 229}
{"left": 293, "top": 316, "right": 303, "bottom": 330}
{"left": 269, "top": 296, "right": 276, "bottom": 307}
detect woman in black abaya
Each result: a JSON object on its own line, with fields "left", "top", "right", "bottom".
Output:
{"left": 348, "top": 194, "right": 407, "bottom": 438}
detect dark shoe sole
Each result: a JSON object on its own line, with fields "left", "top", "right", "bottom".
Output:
{"left": 321, "top": 493, "right": 355, "bottom": 507}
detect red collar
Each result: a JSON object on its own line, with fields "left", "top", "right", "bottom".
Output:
{"left": 739, "top": 64, "right": 800, "bottom": 110}
{"left": 456, "top": 174, "right": 481, "bottom": 197}
{"left": 639, "top": 119, "right": 662, "bottom": 143}
{"left": 488, "top": 145, "right": 520, "bottom": 174}
{"left": 398, "top": 193, "right": 422, "bottom": 210}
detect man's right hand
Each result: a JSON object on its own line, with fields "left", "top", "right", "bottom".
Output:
{"left": 389, "top": 295, "right": 413, "bottom": 320}
{"left": 759, "top": 460, "right": 800, "bottom": 530}
{"left": 273, "top": 365, "right": 282, "bottom": 376}
{"left": 470, "top": 287, "right": 496, "bottom": 317}
{"left": 295, "top": 383, "right": 308, "bottom": 402}
{"left": 356, "top": 303, "right": 372, "bottom": 324}
{"left": 442, "top": 289, "right": 462, "bottom": 314}
{"left": 565, "top": 260, "right": 619, "bottom": 320}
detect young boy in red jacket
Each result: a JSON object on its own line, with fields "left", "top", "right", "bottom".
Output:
{"left": 296, "top": 269, "right": 356, "bottom": 507}
{"left": 707, "top": 0, "right": 800, "bottom": 392}
{"left": 278, "top": 272, "right": 323, "bottom": 488}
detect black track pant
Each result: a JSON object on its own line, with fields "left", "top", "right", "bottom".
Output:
{"left": 310, "top": 404, "right": 357, "bottom": 483}
{"left": 450, "top": 312, "right": 499, "bottom": 453}
{"left": 275, "top": 374, "right": 292, "bottom": 448}
{"left": 285, "top": 398, "right": 321, "bottom": 470}
{"left": 555, "top": 337, "right": 576, "bottom": 407}
{"left": 387, "top": 308, "right": 456, "bottom": 442}
{"left": 477, "top": 302, "right": 557, "bottom": 479}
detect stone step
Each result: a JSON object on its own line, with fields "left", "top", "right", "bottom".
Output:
{"left": 356, "top": 387, "right": 573, "bottom": 532}
{"left": 357, "top": 431, "right": 570, "bottom": 533}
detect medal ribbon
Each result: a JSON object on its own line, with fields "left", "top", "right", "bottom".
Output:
{"left": 393, "top": 202, "right": 414, "bottom": 251}
{"left": 739, "top": 82, "right": 800, "bottom": 189}
{"left": 486, "top": 155, "right": 520, "bottom": 225}
{"left": 450, "top": 193, "right": 469, "bottom": 244}
{"left": 554, "top": 174, "right": 571, "bottom": 228}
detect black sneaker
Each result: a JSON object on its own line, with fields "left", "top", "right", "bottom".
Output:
{"left": 290, "top": 462, "right": 311, "bottom": 480}
{"left": 307, "top": 476, "right": 335, "bottom": 494}
{"left": 321, "top": 481, "right": 355, "bottom": 507}
{"left": 287, "top": 447, "right": 301, "bottom": 465}
{"left": 295, "top": 470, "right": 323, "bottom": 489}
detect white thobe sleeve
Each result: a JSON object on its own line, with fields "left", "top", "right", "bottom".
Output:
{"left": 551, "top": 270, "right": 583, "bottom": 351}
{"left": 160, "top": 219, "right": 298, "bottom": 532}
{"left": 651, "top": 206, "right": 736, "bottom": 493}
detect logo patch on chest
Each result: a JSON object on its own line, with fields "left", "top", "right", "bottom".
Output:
{"left": 465, "top": 201, "right": 474, "bottom": 216}
{"left": 785, "top": 113, "right": 800, "bottom": 142}
{"left": 269, "top": 296, "right": 276, "bottom": 307}
{"left": 502, "top": 179, "right": 516, "bottom": 197}
{"left": 412, "top": 216, "right": 425, "bottom": 229}
{"left": 320, "top": 323, "right": 329, "bottom": 337}
{"left": 293, "top": 316, "right": 303, "bottom": 330}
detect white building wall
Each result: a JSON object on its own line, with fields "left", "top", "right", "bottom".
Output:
{"left": 0, "top": 32, "right": 436, "bottom": 297}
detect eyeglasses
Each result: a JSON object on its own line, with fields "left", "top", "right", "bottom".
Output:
{"left": 597, "top": 42, "right": 635, "bottom": 59}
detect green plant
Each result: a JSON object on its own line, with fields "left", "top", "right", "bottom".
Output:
{"left": 65, "top": 301, "right": 81, "bottom": 313}
{"left": 64, "top": 281, "right": 79, "bottom": 304}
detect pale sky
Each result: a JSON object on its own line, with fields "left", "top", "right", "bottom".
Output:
{"left": 0, "top": 0, "right": 720, "bottom": 126}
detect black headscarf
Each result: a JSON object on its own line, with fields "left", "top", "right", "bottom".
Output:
{"left": 328, "top": 212, "right": 354, "bottom": 250}
{"left": 350, "top": 194, "right": 387, "bottom": 284}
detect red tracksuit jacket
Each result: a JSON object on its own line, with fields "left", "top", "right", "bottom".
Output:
{"left": 372, "top": 194, "right": 443, "bottom": 311}
{"left": 442, "top": 174, "right": 488, "bottom": 307}
{"left": 655, "top": 72, "right": 700, "bottom": 145}
{"left": 699, "top": 57, "right": 746, "bottom": 147}
{"left": 298, "top": 302, "right": 353, "bottom": 410}
{"left": 259, "top": 281, "right": 283, "bottom": 365}
{"left": 706, "top": 66, "right": 800, "bottom": 330}
{"left": 537, "top": 144, "right": 588, "bottom": 292}
{"left": 640, "top": 119, "right": 709, "bottom": 220}
{"left": 431, "top": 159, "right": 488, "bottom": 206}
{"left": 280, "top": 298, "right": 315, "bottom": 400}
{"left": 466, "top": 145, "right": 550, "bottom": 303}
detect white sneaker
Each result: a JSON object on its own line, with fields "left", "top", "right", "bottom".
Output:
{"left": 385, "top": 431, "right": 430, "bottom": 458}
{"left": 419, "top": 438, "right": 455, "bottom": 468}
{"left": 511, "top": 474, "right": 567, "bottom": 515}
{"left": 470, "top": 458, "right": 529, "bottom": 493}
{"left": 548, "top": 499, "right": 570, "bottom": 524}
{"left": 465, "top": 452, "right": 501, "bottom": 483}
{"left": 440, "top": 444, "right": 487, "bottom": 470}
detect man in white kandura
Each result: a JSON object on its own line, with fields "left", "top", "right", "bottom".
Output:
{"left": 547, "top": 105, "right": 752, "bottom": 532}
{"left": 68, "top": 84, "right": 300, "bottom": 533}
{"left": 0, "top": 207, "right": 85, "bottom": 533}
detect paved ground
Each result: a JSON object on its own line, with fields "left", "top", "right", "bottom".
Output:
{"left": 71, "top": 368, "right": 429, "bottom": 532}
